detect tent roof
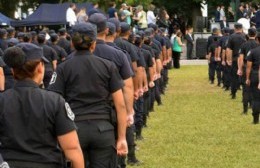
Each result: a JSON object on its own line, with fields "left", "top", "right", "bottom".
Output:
{"left": 0, "top": 12, "right": 13, "bottom": 26}
{"left": 11, "top": 3, "right": 93, "bottom": 27}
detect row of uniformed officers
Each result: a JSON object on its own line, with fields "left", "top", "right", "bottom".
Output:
{"left": 206, "top": 23, "right": 260, "bottom": 124}
{"left": 0, "top": 13, "right": 172, "bottom": 168}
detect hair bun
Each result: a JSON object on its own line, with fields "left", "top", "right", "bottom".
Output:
{"left": 3, "top": 47, "right": 26, "bottom": 68}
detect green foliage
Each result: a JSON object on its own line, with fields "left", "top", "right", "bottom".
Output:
{"left": 133, "top": 65, "right": 260, "bottom": 168}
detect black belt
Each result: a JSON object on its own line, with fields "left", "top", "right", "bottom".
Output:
{"left": 7, "top": 161, "right": 60, "bottom": 168}
{"left": 75, "top": 114, "right": 110, "bottom": 122}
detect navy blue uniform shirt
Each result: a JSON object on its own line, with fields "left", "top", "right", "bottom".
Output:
{"left": 48, "top": 50, "right": 124, "bottom": 116}
{"left": 0, "top": 80, "right": 76, "bottom": 165}
{"left": 94, "top": 39, "right": 134, "bottom": 79}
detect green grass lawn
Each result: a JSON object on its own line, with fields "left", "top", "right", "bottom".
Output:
{"left": 133, "top": 65, "right": 260, "bottom": 168}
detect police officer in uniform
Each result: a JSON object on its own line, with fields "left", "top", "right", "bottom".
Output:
{"left": 226, "top": 23, "right": 246, "bottom": 99}
{"left": 246, "top": 33, "right": 260, "bottom": 124}
{"left": 218, "top": 28, "right": 230, "bottom": 90}
{"left": 49, "top": 33, "right": 68, "bottom": 65}
{"left": 57, "top": 28, "right": 72, "bottom": 55}
{"left": 37, "top": 34, "right": 58, "bottom": 88}
{"left": 48, "top": 22, "right": 128, "bottom": 167}
{"left": 238, "top": 28, "right": 258, "bottom": 114}
{"left": 0, "top": 55, "right": 5, "bottom": 91}
{"left": 0, "top": 43, "right": 84, "bottom": 168}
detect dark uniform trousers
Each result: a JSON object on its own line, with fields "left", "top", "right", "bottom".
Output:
{"left": 76, "top": 120, "right": 117, "bottom": 168}
{"left": 209, "top": 59, "right": 217, "bottom": 82}
{"left": 250, "top": 71, "right": 260, "bottom": 121}
{"left": 149, "top": 86, "right": 156, "bottom": 111}
{"left": 225, "top": 65, "right": 232, "bottom": 89}
{"left": 7, "top": 161, "right": 60, "bottom": 168}
{"left": 155, "top": 79, "right": 162, "bottom": 105}
{"left": 43, "top": 70, "right": 53, "bottom": 88}
{"left": 242, "top": 66, "right": 252, "bottom": 110}
{"left": 143, "top": 90, "right": 150, "bottom": 127}
{"left": 134, "top": 97, "right": 144, "bottom": 129}
{"left": 216, "top": 61, "right": 222, "bottom": 85}
{"left": 231, "top": 61, "right": 239, "bottom": 96}
{"left": 117, "top": 126, "right": 135, "bottom": 168}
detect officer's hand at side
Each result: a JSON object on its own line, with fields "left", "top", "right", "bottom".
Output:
{"left": 149, "top": 81, "right": 155, "bottom": 88}
{"left": 246, "top": 79, "right": 250, "bottom": 86}
{"left": 143, "top": 85, "right": 148, "bottom": 92}
{"left": 134, "top": 91, "right": 139, "bottom": 100}
{"left": 227, "top": 61, "right": 232, "bottom": 66}
{"left": 117, "top": 139, "right": 128, "bottom": 156}
{"left": 127, "top": 113, "right": 134, "bottom": 127}
{"left": 222, "top": 61, "right": 226, "bottom": 66}
{"left": 237, "top": 69, "right": 243, "bottom": 76}
{"left": 258, "top": 83, "right": 260, "bottom": 90}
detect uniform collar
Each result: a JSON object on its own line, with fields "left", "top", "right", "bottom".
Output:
{"left": 96, "top": 39, "right": 106, "bottom": 44}
{"left": 15, "top": 79, "right": 40, "bottom": 88}
{"left": 74, "top": 50, "right": 92, "bottom": 56}
{"left": 106, "top": 42, "right": 116, "bottom": 46}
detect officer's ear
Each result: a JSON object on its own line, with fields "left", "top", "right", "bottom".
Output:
{"left": 105, "top": 27, "right": 109, "bottom": 36}
{"left": 89, "top": 41, "right": 96, "bottom": 53}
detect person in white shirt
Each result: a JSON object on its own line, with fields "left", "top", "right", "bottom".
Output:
{"left": 220, "top": 5, "right": 225, "bottom": 21}
{"left": 66, "top": 3, "right": 77, "bottom": 27}
{"left": 147, "top": 4, "right": 156, "bottom": 25}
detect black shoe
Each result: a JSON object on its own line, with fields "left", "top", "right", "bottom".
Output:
{"left": 158, "top": 102, "right": 163, "bottom": 106}
{"left": 210, "top": 81, "right": 214, "bottom": 84}
{"left": 253, "top": 117, "right": 259, "bottom": 124}
{"left": 127, "top": 159, "right": 142, "bottom": 166}
{"left": 136, "top": 135, "right": 144, "bottom": 141}
{"left": 217, "top": 83, "right": 221, "bottom": 87}
{"left": 231, "top": 94, "right": 236, "bottom": 99}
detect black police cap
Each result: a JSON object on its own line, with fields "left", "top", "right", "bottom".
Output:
{"left": 107, "top": 22, "right": 116, "bottom": 35}
{"left": 234, "top": 23, "right": 243, "bottom": 29}
{"left": 108, "top": 18, "right": 121, "bottom": 32}
{"left": 6, "top": 27, "right": 15, "bottom": 33}
{"left": 0, "top": 29, "right": 7, "bottom": 36}
{"left": 88, "top": 13, "right": 107, "bottom": 33}
{"left": 148, "top": 23, "right": 158, "bottom": 31}
{"left": 4, "top": 43, "right": 49, "bottom": 68}
{"left": 17, "top": 32, "right": 25, "bottom": 38}
{"left": 72, "top": 22, "right": 97, "bottom": 41}
{"left": 120, "top": 22, "right": 131, "bottom": 34}
{"left": 59, "top": 28, "right": 66, "bottom": 34}
{"left": 16, "top": 43, "right": 49, "bottom": 63}
{"left": 248, "top": 28, "right": 257, "bottom": 36}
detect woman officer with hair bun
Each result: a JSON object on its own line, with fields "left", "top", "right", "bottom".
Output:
{"left": 48, "top": 22, "right": 128, "bottom": 167}
{"left": 0, "top": 43, "right": 84, "bottom": 168}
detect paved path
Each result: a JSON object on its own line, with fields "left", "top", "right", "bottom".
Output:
{"left": 180, "top": 59, "right": 208, "bottom": 65}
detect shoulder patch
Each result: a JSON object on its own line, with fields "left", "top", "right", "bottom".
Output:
{"left": 65, "top": 102, "right": 75, "bottom": 121}
{"left": 247, "top": 51, "right": 251, "bottom": 57}
{"left": 49, "top": 72, "right": 57, "bottom": 85}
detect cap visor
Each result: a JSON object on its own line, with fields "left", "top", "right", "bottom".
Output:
{"left": 42, "top": 56, "right": 50, "bottom": 63}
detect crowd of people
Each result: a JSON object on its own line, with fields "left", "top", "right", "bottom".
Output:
{"left": 0, "top": 2, "right": 178, "bottom": 168}
{"left": 206, "top": 3, "right": 260, "bottom": 125}
{"left": 214, "top": 2, "right": 260, "bottom": 29}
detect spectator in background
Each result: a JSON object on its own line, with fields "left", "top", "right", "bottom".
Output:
{"left": 66, "top": 3, "right": 77, "bottom": 27}
{"left": 122, "top": 3, "right": 133, "bottom": 25}
{"left": 220, "top": 5, "right": 225, "bottom": 21}
{"left": 220, "top": 16, "right": 229, "bottom": 29}
{"left": 88, "top": 2, "right": 99, "bottom": 17}
{"left": 185, "top": 26, "right": 194, "bottom": 60}
{"left": 244, "top": 3, "right": 251, "bottom": 18}
{"left": 215, "top": 6, "right": 220, "bottom": 22}
{"left": 77, "top": 8, "right": 88, "bottom": 24}
{"left": 237, "top": 5, "right": 244, "bottom": 20}
{"left": 227, "top": 6, "right": 235, "bottom": 22}
{"left": 172, "top": 31, "right": 184, "bottom": 69}
{"left": 133, "top": 5, "right": 148, "bottom": 30}
{"left": 157, "top": 8, "right": 170, "bottom": 29}
{"left": 107, "top": 1, "right": 118, "bottom": 19}
{"left": 147, "top": 4, "right": 156, "bottom": 25}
